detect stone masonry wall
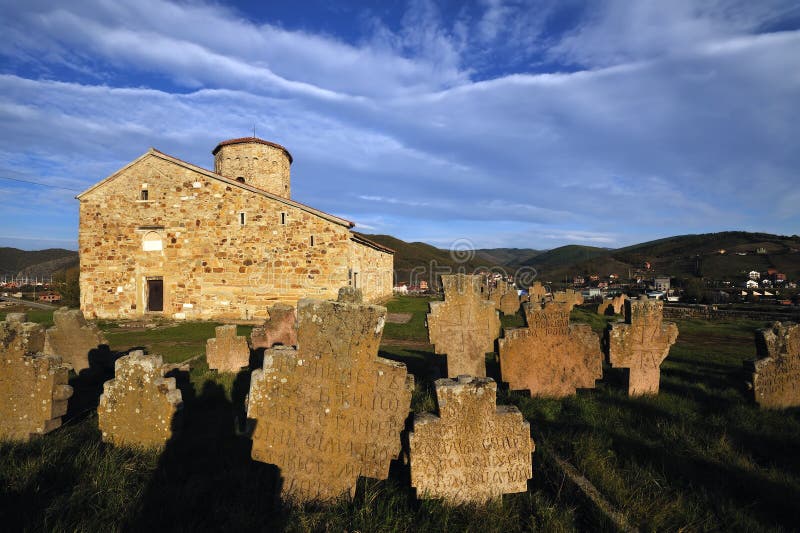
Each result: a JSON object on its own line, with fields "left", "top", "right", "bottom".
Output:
{"left": 213, "top": 142, "right": 291, "bottom": 199}
{"left": 349, "top": 239, "right": 394, "bottom": 303}
{"left": 79, "top": 153, "right": 367, "bottom": 321}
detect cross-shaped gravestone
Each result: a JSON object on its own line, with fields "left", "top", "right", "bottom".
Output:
{"left": 247, "top": 298, "right": 414, "bottom": 502}
{"left": 409, "top": 376, "right": 534, "bottom": 504}
{"left": 206, "top": 324, "right": 249, "bottom": 372}
{"left": 527, "top": 282, "right": 548, "bottom": 304}
{"left": 606, "top": 296, "right": 678, "bottom": 396}
{"left": 499, "top": 301, "right": 602, "bottom": 397}
{"left": 428, "top": 274, "right": 501, "bottom": 377}
{"left": 43, "top": 307, "right": 107, "bottom": 373}
{"left": 554, "top": 289, "right": 584, "bottom": 308}
{"left": 748, "top": 321, "right": 800, "bottom": 409}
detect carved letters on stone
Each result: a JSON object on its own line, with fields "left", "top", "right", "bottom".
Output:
{"left": 247, "top": 299, "right": 414, "bottom": 501}
{"left": 428, "top": 274, "right": 501, "bottom": 378}
{"left": 409, "top": 376, "right": 534, "bottom": 504}
{"left": 606, "top": 296, "right": 678, "bottom": 396}
{"left": 749, "top": 321, "right": 800, "bottom": 409}
{"left": 499, "top": 302, "right": 602, "bottom": 397}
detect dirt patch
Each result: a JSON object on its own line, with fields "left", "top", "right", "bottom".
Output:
{"left": 386, "top": 313, "right": 413, "bottom": 324}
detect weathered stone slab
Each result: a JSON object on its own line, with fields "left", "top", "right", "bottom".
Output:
{"left": 251, "top": 303, "right": 297, "bottom": 350}
{"left": 499, "top": 290, "right": 520, "bottom": 316}
{"left": 43, "top": 307, "right": 107, "bottom": 373}
{"left": 748, "top": 322, "right": 800, "bottom": 409}
{"left": 247, "top": 298, "right": 414, "bottom": 501}
{"left": 490, "top": 280, "right": 512, "bottom": 311}
{"left": 499, "top": 302, "right": 602, "bottom": 397}
{"left": 337, "top": 286, "right": 363, "bottom": 303}
{"left": 428, "top": 274, "right": 501, "bottom": 378}
{"left": 554, "top": 289, "right": 584, "bottom": 308}
{"left": 409, "top": 376, "right": 534, "bottom": 504}
{"left": 597, "top": 294, "right": 627, "bottom": 316}
{"left": 1, "top": 316, "right": 73, "bottom": 441}
{"left": 206, "top": 324, "right": 249, "bottom": 372}
{"left": 527, "top": 282, "right": 547, "bottom": 304}
{"left": 98, "top": 351, "right": 183, "bottom": 448}
{"left": 606, "top": 296, "right": 678, "bottom": 396}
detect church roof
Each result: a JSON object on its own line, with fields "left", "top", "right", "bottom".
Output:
{"left": 76, "top": 148, "right": 354, "bottom": 229}
{"left": 212, "top": 137, "right": 293, "bottom": 163}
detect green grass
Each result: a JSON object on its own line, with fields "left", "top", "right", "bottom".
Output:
{"left": 2, "top": 297, "right": 799, "bottom": 530}
{"left": 0, "top": 308, "right": 55, "bottom": 327}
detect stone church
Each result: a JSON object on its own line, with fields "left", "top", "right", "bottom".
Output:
{"left": 77, "top": 137, "right": 393, "bottom": 321}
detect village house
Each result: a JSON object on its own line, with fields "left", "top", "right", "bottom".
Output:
{"left": 77, "top": 137, "right": 394, "bottom": 321}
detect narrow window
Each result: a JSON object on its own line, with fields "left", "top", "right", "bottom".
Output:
{"left": 140, "top": 189, "right": 148, "bottom": 200}
{"left": 236, "top": 177, "right": 245, "bottom": 183}
{"left": 310, "top": 235, "right": 315, "bottom": 247}
{"left": 280, "top": 212, "right": 286, "bottom": 225}
{"left": 239, "top": 212, "right": 246, "bottom": 225}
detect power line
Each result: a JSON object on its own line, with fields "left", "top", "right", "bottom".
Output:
{"left": 0, "top": 176, "right": 81, "bottom": 192}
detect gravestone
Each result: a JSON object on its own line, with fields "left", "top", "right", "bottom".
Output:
{"left": 206, "top": 324, "right": 249, "bottom": 372}
{"left": 251, "top": 303, "right": 297, "bottom": 350}
{"left": 499, "top": 301, "right": 602, "bottom": 397}
{"left": 527, "top": 282, "right": 548, "bottom": 304}
{"left": 748, "top": 322, "right": 800, "bottom": 408}
{"left": 409, "top": 376, "right": 534, "bottom": 504}
{"left": 606, "top": 296, "right": 678, "bottom": 396}
{"left": 43, "top": 307, "right": 107, "bottom": 373}
{"left": 554, "top": 289, "right": 584, "bottom": 308}
{"left": 428, "top": 274, "right": 501, "bottom": 377}
{"left": 1, "top": 315, "right": 73, "bottom": 441}
{"left": 597, "top": 294, "right": 627, "bottom": 316}
{"left": 247, "top": 298, "right": 414, "bottom": 501}
{"left": 490, "top": 280, "right": 512, "bottom": 311}
{"left": 499, "top": 290, "right": 521, "bottom": 316}
{"left": 337, "top": 286, "right": 363, "bottom": 304}
{"left": 98, "top": 351, "right": 183, "bottom": 448}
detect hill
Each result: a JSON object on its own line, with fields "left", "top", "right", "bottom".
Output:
{"left": 0, "top": 247, "right": 79, "bottom": 278}
{"left": 475, "top": 248, "right": 541, "bottom": 267}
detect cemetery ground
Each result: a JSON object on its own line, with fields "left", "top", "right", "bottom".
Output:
{"left": 1, "top": 298, "right": 799, "bottom": 531}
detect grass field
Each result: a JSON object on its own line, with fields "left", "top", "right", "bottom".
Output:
{"left": 1, "top": 297, "right": 799, "bottom": 531}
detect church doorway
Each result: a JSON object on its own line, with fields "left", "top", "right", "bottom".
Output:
{"left": 146, "top": 277, "right": 164, "bottom": 312}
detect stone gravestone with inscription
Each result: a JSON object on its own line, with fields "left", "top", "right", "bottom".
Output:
{"left": 43, "top": 307, "right": 107, "bottom": 373}
{"left": 1, "top": 315, "right": 73, "bottom": 441}
{"left": 491, "top": 280, "right": 519, "bottom": 315}
{"left": 206, "top": 324, "right": 250, "bottom": 372}
{"left": 251, "top": 303, "right": 297, "bottom": 350}
{"left": 499, "top": 300, "right": 602, "bottom": 397}
{"left": 428, "top": 274, "right": 501, "bottom": 377}
{"left": 606, "top": 296, "right": 678, "bottom": 396}
{"left": 247, "top": 298, "right": 414, "bottom": 501}
{"left": 748, "top": 321, "right": 800, "bottom": 409}
{"left": 98, "top": 350, "right": 183, "bottom": 448}
{"left": 409, "top": 376, "right": 534, "bottom": 504}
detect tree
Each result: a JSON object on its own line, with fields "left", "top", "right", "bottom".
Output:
{"left": 53, "top": 265, "right": 80, "bottom": 308}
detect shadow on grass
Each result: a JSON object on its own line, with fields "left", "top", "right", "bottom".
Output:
{"left": 124, "top": 371, "right": 283, "bottom": 530}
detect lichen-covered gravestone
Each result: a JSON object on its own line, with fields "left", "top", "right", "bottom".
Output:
{"left": 247, "top": 298, "right": 414, "bottom": 501}
{"left": 428, "top": 274, "right": 501, "bottom": 377}
{"left": 251, "top": 303, "right": 297, "bottom": 350}
{"left": 1, "top": 315, "right": 73, "bottom": 441}
{"left": 606, "top": 296, "right": 678, "bottom": 396}
{"left": 499, "top": 301, "right": 602, "bottom": 397}
{"left": 527, "top": 282, "right": 548, "bottom": 305}
{"left": 206, "top": 324, "right": 249, "bottom": 372}
{"left": 337, "top": 286, "right": 363, "bottom": 304}
{"left": 554, "top": 289, "right": 584, "bottom": 308}
{"left": 597, "top": 294, "right": 627, "bottom": 316}
{"left": 43, "top": 307, "right": 107, "bottom": 373}
{"left": 409, "top": 376, "right": 534, "bottom": 504}
{"left": 748, "top": 322, "right": 800, "bottom": 409}
{"left": 98, "top": 351, "right": 183, "bottom": 448}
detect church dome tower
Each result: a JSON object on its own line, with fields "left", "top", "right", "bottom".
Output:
{"left": 212, "top": 137, "right": 293, "bottom": 199}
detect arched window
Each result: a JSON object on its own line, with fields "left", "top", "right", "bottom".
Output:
{"left": 142, "top": 231, "right": 163, "bottom": 252}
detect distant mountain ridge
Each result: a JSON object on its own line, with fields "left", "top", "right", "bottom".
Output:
{"left": 0, "top": 247, "right": 78, "bottom": 279}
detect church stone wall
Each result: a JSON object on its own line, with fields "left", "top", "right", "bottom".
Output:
{"left": 79, "top": 154, "right": 358, "bottom": 321}
{"left": 349, "top": 239, "right": 394, "bottom": 303}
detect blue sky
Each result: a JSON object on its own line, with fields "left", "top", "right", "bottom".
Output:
{"left": 1, "top": 0, "right": 799, "bottom": 251}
